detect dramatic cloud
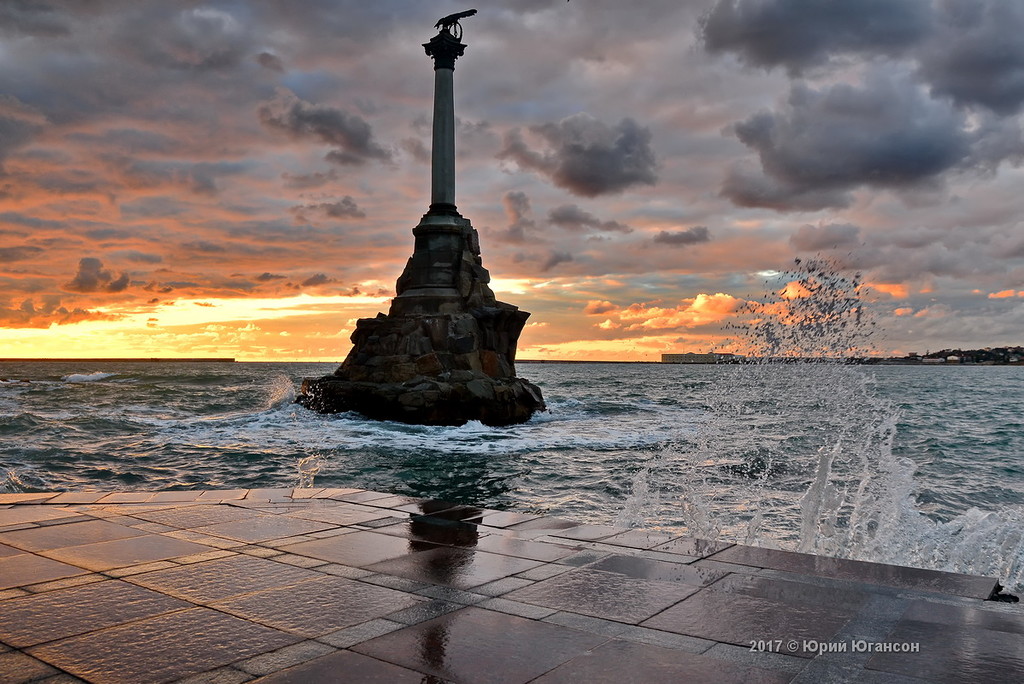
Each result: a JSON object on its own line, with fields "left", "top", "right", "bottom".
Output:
{"left": 541, "top": 251, "right": 573, "bottom": 272}
{"left": 494, "top": 191, "right": 536, "bottom": 243}
{"left": 919, "top": 1, "right": 1024, "bottom": 114}
{"left": 653, "top": 226, "right": 710, "bottom": 246}
{"left": 584, "top": 300, "right": 618, "bottom": 315}
{"left": 0, "top": 95, "right": 47, "bottom": 165}
{"left": 702, "top": 0, "right": 1024, "bottom": 114}
{"left": 702, "top": 0, "right": 931, "bottom": 72}
{"left": 63, "top": 258, "right": 130, "bottom": 294}
{"left": 138, "top": 7, "right": 250, "bottom": 72}
{"left": 0, "top": 2, "right": 70, "bottom": 38}
{"left": 301, "top": 273, "right": 336, "bottom": 287}
{"left": 0, "top": 2, "right": 1021, "bottom": 358}
{"left": 0, "top": 298, "right": 120, "bottom": 328}
{"left": 282, "top": 170, "right": 338, "bottom": 189}
{"left": 0, "top": 246, "right": 44, "bottom": 262}
{"left": 548, "top": 205, "right": 632, "bottom": 233}
{"left": 112, "top": 250, "right": 163, "bottom": 264}
{"left": 498, "top": 114, "right": 657, "bottom": 197}
{"left": 291, "top": 197, "right": 366, "bottom": 222}
{"left": 789, "top": 223, "right": 861, "bottom": 251}
{"left": 258, "top": 93, "right": 392, "bottom": 166}
{"left": 256, "top": 52, "right": 285, "bottom": 72}
{"left": 723, "top": 73, "right": 972, "bottom": 210}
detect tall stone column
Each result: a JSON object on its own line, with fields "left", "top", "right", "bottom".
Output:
{"left": 297, "top": 15, "right": 545, "bottom": 427}
{"left": 424, "top": 30, "right": 464, "bottom": 216}
{"left": 390, "top": 27, "right": 474, "bottom": 316}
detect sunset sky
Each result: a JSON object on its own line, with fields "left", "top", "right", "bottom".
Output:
{"left": 2, "top": 0, "right": 1023, "bottom": 361}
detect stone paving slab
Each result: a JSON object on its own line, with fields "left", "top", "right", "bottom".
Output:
{"left": 0, "top": 488, "right": 1019, "bottom": 683}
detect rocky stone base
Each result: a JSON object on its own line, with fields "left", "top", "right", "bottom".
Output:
{"left": 297, "top": 210, "right": 544, "bottom": 426}
{"left": 297, "top": 374, "right": 545, "bottom": 426}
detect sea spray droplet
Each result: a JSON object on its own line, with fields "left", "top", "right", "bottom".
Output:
{"left": 297, "top": 454, "right": 325, "bottom": 488}
{"left": 264, "top": 374, "right": 297, "bottom": 409}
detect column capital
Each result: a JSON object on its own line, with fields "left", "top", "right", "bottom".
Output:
{"left": 423, "top": 31, "right": 466, "bottom": 71}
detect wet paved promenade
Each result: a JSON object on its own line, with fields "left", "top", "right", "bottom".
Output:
{"left": 1, "top": 488, "right": 1022, "bottom": 683}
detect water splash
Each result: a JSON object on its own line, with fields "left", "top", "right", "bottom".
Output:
{"left": 62, "top": 372, "right": 118, "bottom": 383}
{"left": 297, "top": 453, "right": 325, "bottom": 488}
{"left": 621, "top": 257, "right": 1024, "bottom": 590}
{"left": 0, "top": 469, "right": 28, "bottom": 493}
{"left": 264, "top": 374, "right": 297, "bottom": 409}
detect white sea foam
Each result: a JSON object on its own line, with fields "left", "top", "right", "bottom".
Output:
{"left": 61, "top": 372, "right": 118, "bottom": 383}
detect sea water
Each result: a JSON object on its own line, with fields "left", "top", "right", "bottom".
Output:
{"left": 1, "top": 359, "right": 1022, "bottom": 589}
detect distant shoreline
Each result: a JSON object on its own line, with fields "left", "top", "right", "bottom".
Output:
{"left": 0, "top": 358, "right": 236, "bottom": 363}
{"left": 1, "top": 357, "right": 1020, "bottom": 366}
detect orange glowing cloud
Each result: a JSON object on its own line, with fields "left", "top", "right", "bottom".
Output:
{"left": 618, "top": 293, "right": 745, "bottom": 331}
{"left": 779, "top": 280, "right": 813, "bottom": 300}
{"left": 988, "top": 290, "right": 1024, "bottom": 299}
{"left": 869, "top": 283, "right": 909, "bottom": 299}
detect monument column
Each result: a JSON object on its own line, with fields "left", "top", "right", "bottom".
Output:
{"left": 297, "top": 10, "right": 545, "bottom": 427}
{"left": 424, "top": 30, "right": 464, "bottom": 216}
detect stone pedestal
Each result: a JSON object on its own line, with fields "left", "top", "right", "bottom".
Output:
{"left": 298, "top": 18, "right": 545, "bottom": 426}
{"left": 299, "top": 212, "right": 545, "bottom": 426}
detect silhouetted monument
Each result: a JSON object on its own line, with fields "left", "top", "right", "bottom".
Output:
{"left": 298, "top": 10, "right": 545, "bottom": 426}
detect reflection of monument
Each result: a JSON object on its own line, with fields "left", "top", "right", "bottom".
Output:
{"left": 298, "top": 10, "right": 545, "bottom": 426}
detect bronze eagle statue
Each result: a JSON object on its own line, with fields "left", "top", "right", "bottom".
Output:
{"left": 434, "top": 9, "right": 477, "bottom": 35}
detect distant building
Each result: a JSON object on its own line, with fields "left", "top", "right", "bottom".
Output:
{"left": 661, "top": 352, "right": 741, "bottom": 364}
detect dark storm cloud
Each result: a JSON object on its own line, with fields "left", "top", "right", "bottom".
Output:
{"left": 919, "top": 1, "right": 1024, "bottom": 114}
{"left": 63, "top": 257, "right": 130, "bottom": 293}
{"left": 0, "top": 246, "right": 44, "bottom": 262}
{"left": 301, "top": 273, "right": 336, "bottom": 287}
{"left": 256, "top": 272, "right": 286, "bottom": 282}
{"left": 652, "top": 226, "right": 710, "bottom": 246}
{"left": 723, "top": 74, "right": 971, "bottom": 210}
{"left": 0, "top": 212, "right": 64, "bottom": 230}
{"left": 498, "top": 114, "right": 657, "bottom": 197}
{"left": 281, "top": 170, "right": 338, "bottom": 189}
{"left": 0, "top": 1, "right": 71, "bottom": 38}
{"left": 111, "top": 250, "right": 163, "bottom": 264}
{"left": 548, "top": 204, "right": 632, "bottom": 234}
{"left": 125, "top": 6, "right": 251, "bottom": 72}
{"left": 291, "top": 197, "right": 366, "bottom": 221}
{"left": 701, "top": 0, "right": 932, "bottom": 73}
{"left": 541, "top": 251, "right": 573, "bottom": 272}
{"left": 789, "top": 223, "right": 861, "bottom": 251}
{"left": 258, "top": 93, "right": 392, "bottom": 166}
{"left": 0, "top": 96, "right": 47, "bottom": 166}
{"left": 494, "top": 191, "right": 536, "bottom": 243}
{"left": 721, "top": 161, "right": 854, "bottom": 211}
{"left": 256, "top": 52, "right": 285, "bottom": 72}
{"left": 182, "top": 241, "right": 227, "bottom": 254}
{"left": 702, "top": 0, "right": 1024, "bottom": 115}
